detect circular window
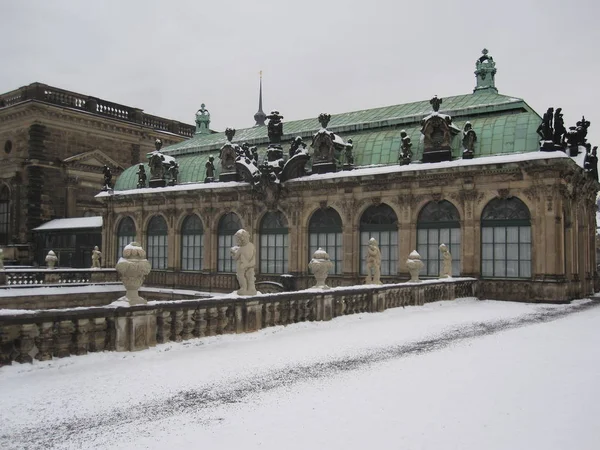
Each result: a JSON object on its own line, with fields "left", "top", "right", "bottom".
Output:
{"left": 4, "top": 140, "right": 12, "bottom": 154}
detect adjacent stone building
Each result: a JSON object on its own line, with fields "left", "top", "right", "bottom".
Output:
{"left": 99, "top": 50, "right": 599, "bottom": 302}
{"left": 0, "top": 82, "right": 196, "bottom": 264}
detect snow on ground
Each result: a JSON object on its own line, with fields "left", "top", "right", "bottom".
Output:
{"left": 1, "top": 298, "right": 599, "bottom": 449}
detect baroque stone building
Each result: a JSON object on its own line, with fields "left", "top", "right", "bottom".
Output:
{"left": 0, "top": 82, "right": 196, "bottom": 263}
{"left": 100, "top": 50, "right": 599, "bottom": 302}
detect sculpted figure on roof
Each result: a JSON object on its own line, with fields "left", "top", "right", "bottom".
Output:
{"left": 267, "top": 111, "right": 284, "bottom": 144}
{"left": 462, "top": 122, "right": 477, "bottom": 159}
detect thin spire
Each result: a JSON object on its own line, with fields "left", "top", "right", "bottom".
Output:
{"left": 254, "top": 70, "right": 267, "bottom": 127}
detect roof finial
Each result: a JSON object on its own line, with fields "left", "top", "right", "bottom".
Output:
{"left": 254, "top": 71, "right": 267, "bottom": 127}
{"left": 474, "top": 48, "right": 498, "bottom": 93}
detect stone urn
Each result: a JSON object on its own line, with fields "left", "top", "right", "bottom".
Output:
{"left": 406, "top": 250, "right": 425, "bottom": 283}
{"left": 45, "top": 250, "right": 58, "bottom": 269}
{"left": 308, "top": 247, "right": 334, "bottom": 289}
{"left": 115, "top": 242, "right": 152, "bottom": 306}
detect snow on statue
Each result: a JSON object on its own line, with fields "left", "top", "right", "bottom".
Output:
{"left": 365, "top": 238, "right": 382, "bottom": 285}
{"left": 439, "top": 243, "right": 452, "bottom": 278}
{"left": 231, "top": 229, "right": 257, "bottom": 296}
{"left": 91, "top": 246, "right": 102, "bottom": 269}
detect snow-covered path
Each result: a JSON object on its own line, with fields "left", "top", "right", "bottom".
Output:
{"left": 1, "top": 298, "right": 599, "bottom": 449}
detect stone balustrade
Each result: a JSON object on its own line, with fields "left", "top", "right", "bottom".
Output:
{"left": 0, "top": 268, "right": 118, "bottom": 286}
{"left": 0, "top": 82, "right": 195, "bottom": 137}
{"left": 0, "top": 279, "right": 475, "bottom": 366}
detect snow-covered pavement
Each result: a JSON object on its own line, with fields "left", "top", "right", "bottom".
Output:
{"left": 1, "top": 298, "right": 599, "bottom": 449}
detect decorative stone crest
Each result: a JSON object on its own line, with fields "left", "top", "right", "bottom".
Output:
{"left": 439, "top": 243, "right": 452, "bottom": 278}
{"left": 308, "top": 247, "right": 333, "bottom": 289}
{"left": 311, "top": 113, "right": 351, "bottom": 174}
{"left": 406, "top": 250, "right": 424, "bottom": 282}
{"left": 474, "top": 49, "right": 497, "bottom": 92}
{"left": 281, "top": 136, "right": 310, "bottom": 182}
{"left": 115, "top": 242, "right": 152, "bottom": 305}
{"left": 231, "top": 229, "right": 257, "bottom": 296}
{"left": 45, "top": 250, "right": 58, "bottom": 269}
{"left": 219, "top": 128, "right": 241, "bottom": 182}
{"left": 365, "top": 238, "right": 382, "bottom": 285}
{"left": 420, "top": 96, "right": 460, "bottom": 163}
{"left": 91, "top": 246, "right": 102, "bottom": 269}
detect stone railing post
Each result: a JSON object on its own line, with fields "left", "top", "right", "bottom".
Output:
{"left": 115, "top": 309, "right": 157, "bottom": 352}
{"left": 245, "top": 300, "right": 262, "bottom": 332}
{"left": 314, "top": 294, "right": 333, "bottom": 321}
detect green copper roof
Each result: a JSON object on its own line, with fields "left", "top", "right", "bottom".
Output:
{"left": 115, "top": 107, "right": 541, "bottom": 191}
{"left": 160, "top": 90, "right": 532, "bottom": 157}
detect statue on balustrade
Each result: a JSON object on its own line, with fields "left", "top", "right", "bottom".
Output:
{"left": 462, "top": 122, "right": 477, "bottom": 159}
{"left": 136, "top": 164, "right": 147, "bottom": 188}
{"left": 205, "top": 155, "right": 215, "bottom": 183}
{"left": 148, "top": 152, "right": 165, "bottom": 180}
{"left": 167, "top": 160, "right": 179, "bottom": 186}
{"left": 231, "top": 229, "right": 257, "bottom": 296}
{"left": 439, "top": 243, "right": 452, "bottom": 278}
{"left": 399, "top": 130, "right": 413, "bottom": 165}
{"left": 537, "top": 107, "right": 554, "bottom": 142}
{"left": 102, "top": 165, "right": 113, "bottom": 190}
{"left": 365, "top": 238, "right": 382, "bottom": 285}
{"left": 91, "top": 246, "right": 102, "bottom": 269}
{"left": 553, "top": 108, "right": 566, "bottom": 147}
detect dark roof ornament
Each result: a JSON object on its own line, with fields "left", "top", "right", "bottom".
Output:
{"left": 254, "top": 71, "right": 267, "bottom": 127}
{"left": 225, "top": 127, "right": 236, "bottom": 143}
{"left": 430, "top": 96, "right": 442, "bottom": 113}
{"left": 195, "top": 103, "right": 210, "bottom": 135}
{"left": 155, "top": 138, "right": 163, "bottom": 151}
{"left": 474, "top": 48, "right": 498, "bottom": 93}
{"left": 267, "top": 111, "right": 284, "bottom": 145}
{"left": 318, "top": 112, "right": 331, "bottom": 129}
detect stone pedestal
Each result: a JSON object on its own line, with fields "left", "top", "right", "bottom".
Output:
{"left": 219, "top": 171, "right": 238, "bottom": 182}
{"left": 422, "top": 148, "right": 452, "bottom": 163}
{"left": 115, "top": 310, "right": 157, "bottom": 352}
{"left": 245, "top": 301, "right": 262, "bottom": 332}
{"left": 315, "top": 295, "right": 333, "bottom": 321}
{"left": 312, "top": 162, "right": 336, "bottom": 174}
{"left": 44, "top": 272, "right": 61, "bottom": 284}
{"left": 149, "top": 178, "right": 167, "bottom": 188}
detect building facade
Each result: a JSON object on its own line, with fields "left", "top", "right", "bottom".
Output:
{"left": 100, "top": 50, "right": 599, "bottom": 302}
{"left": 0, "top": 82, "right": 196, "bottom": 264}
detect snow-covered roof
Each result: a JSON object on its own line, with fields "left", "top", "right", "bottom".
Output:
{"left": 32, "top": 216, "right": 103, "bottom": 231}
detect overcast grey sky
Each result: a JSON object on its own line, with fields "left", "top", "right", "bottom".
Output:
{"left": 2, "top": 0, "right": 599, "bottom": 146}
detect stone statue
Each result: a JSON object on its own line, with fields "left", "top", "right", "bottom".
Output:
{"left": 91, "top": 246, "right": 102, "bottom": 269}
{"left": 136, "top": 164, "right": 147, "bottom": 188}
{"left": 553, "top": 108, "right": 566, "bottom": 147}
{"left": 399, "top": 130, "right": 412, "bottom": 165}
{"left": 167, "top": 160, "right": 179, "bottom": 186}
{"left": 365, "top": 238, "right": 382, "bottom": 285}
{"left": 230, "top": 229, "right": 257, "bottom": 296}
{"left": 155, "top": 138, "right": 163, "bottom": 151}
{"left": 308, "top": 247, "right": 333, "bottom": 289}
{"left": 439, "top": 243, "right": 452, "bottom": 278}
{"left": 537, "top": 107, "right": 554, "bottom": 141}
{"left": 267, "top": 111, "right": 284, "bottom": 144}
{"left": 195, "top": 103, "right": 210, "bottom": 134}
{"left": 344, "top": 139, "right": 354, "bottom": 167}
{"left": 205, "top": 155, "right": 215, "bottom": 182}
{"left": 318, "top": 113, "right": 331, "bottom": 129}
{"left": 576, "top": 116, "right": 591, "bottom": 145}
{"left": 289, "top": 136, "right": 307, "bottom": 158}
{"left": 251, "top": 146, "right": 259, "bottom": 164}
{"left": 115, "top": 242, "right": 152, "bottom": 305}
{"left": 430, "top": 95, "right": 442, "bottom": 112}
{"left": 45, "top": 250, "right": 58, "bottom": 269}
{"left": 462, "top": 122, "right": 477, "bottom": 159}
{"left": 102, "top": 165, "right": 112, "bottom": 190}
{"left": 405, "top": 250, "right": 424, "bottom": 282}
{"left": 591, "top": 146, "right": 599, "bottom": 181}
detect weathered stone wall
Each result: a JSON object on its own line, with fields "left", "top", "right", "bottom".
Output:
{"left": 0, "top": 279, "right": 475, "bottom": 366}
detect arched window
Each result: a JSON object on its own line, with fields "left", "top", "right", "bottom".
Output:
{"left": 308, "top": 207, "right": 343, "bottom": 274}
{"left": 218, "top": 212, "right": 242, "bottom": 272}
{"left": 417, "top": 200, "right": 461, "bottom": 276}
{"left": 260, "top": 211, "right": 289, "bottom": 274}
{"left": 116, "top": 216, "right": 136, "bottom": 259}
{"left": 181, "top": 215, "right": 203, "bottom": 271}
{"left": 359, "top": 204, "right": 398, "bottom": 276}
{"left": 481, "top": 197, "right": 531, "bottom": 278}
{"left": 0, "top": 186, "right": 9, "bottom": 245}
{"left": 146, "top": 215, "right": 168, "bottom": 270}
